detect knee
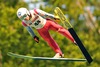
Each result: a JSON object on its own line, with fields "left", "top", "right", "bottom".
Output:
{"left": 43, "top": 37, "right": 51, "bottom": 42}
{"left": 57, "top": 27, "right": 65, "bottom": 33}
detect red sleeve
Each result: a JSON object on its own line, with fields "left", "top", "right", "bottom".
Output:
{"left": 34, "top": 8, "right": 38, "bottom": 14}
{"left": 22, "top": 21, "right": 27, "bottom": 27}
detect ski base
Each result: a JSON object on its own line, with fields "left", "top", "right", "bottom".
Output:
{"left": 7, "top": 52, "right": 86, "bottom": 61}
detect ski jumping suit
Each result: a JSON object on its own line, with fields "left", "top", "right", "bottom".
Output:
{"left": 22, "top": 8, "right": 75, "bottom": 55}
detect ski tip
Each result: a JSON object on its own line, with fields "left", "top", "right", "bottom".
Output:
{"left": 7, "top": 52, "right": 14, "bottom": 56}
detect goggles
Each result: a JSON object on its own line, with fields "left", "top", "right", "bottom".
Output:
{"left": 20, "top": 14, "right": 28, "bottom": 20}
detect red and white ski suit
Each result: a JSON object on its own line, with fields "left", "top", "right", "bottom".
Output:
{"left": 22, "top": 8, "right": 75, "bottom": 55}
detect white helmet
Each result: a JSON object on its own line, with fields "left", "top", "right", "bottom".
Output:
{"left": 17, "top": 8, "right": 30, "bottom": 20}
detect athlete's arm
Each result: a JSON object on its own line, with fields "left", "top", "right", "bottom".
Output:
{"left": 22, "top": 21, "right": 39, "bottom": 43}
{"left": 34, "top": 9, "right": 60, "bottom": 22}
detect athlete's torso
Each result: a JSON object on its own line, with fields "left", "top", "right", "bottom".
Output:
{"left": 22, "top": 9, "right": 46, "bottom": 29}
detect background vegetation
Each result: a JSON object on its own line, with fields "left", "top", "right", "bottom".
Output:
{"left": 0, "top": 0, "right": 100, "bottom": 67}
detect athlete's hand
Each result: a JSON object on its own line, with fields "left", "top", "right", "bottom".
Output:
{"left": 54, "top": 16, "right": 60, "bottom": 22}
{"left": 34, "top": 36, "right": 39, "bottom": 43}
{"left": 54, "top": 18, "right": 60, "bottom": 22}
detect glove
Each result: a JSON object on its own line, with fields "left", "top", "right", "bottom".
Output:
{"left": 34, "top": 36, "right": 39, "bottom": 43}
{"left": 54, "top": 18, "right": 60, "bottom": 22}
{"left": 54, "top": 16, "right": 60, "bottom": 22}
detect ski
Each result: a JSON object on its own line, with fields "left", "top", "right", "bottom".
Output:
{"left": 7, "top": 52, "right": 86, "bottom": 61}
{"left": 54, "top": 7, "right": 93, "bottom": 64}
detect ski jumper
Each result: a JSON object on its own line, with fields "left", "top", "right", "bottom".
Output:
{"left": 22, "top": 9, "right": 75, "bottom": 55}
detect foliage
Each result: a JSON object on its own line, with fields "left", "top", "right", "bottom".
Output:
{"left": 0, "top": 0, "right": 100, "bottom": 67}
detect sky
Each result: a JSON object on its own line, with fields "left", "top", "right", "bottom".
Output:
{"left": 24, "top": 0, "right": 46, "bottom": 9}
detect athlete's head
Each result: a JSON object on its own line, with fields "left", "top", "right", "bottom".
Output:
{"left": 17, "top": 7, "right": 30, "bottom": 20}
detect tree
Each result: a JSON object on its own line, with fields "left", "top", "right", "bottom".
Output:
{"left": 0, "top": 0, "right": 100, "bottom": 67}
{"left": 0, "top": 51, "right": 2, "bottom": 67}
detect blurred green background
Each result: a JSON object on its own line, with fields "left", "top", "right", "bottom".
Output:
{"left": 0, "top": 0, "right": 100, "bottom": 67}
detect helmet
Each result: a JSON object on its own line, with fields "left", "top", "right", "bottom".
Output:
{"left": 17, "top": 8, "right": 30, "bottom": 20}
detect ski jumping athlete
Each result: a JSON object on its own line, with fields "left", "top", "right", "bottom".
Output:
{"left": 17, "top": 7, "right": 76, "bottom": 58}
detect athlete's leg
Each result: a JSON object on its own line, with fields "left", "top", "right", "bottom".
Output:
{"left": 49, "top": 20, "right": 75, "bottom": 42}
{"left": 37, "top": 24, "right": 63, "bottom": 55}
